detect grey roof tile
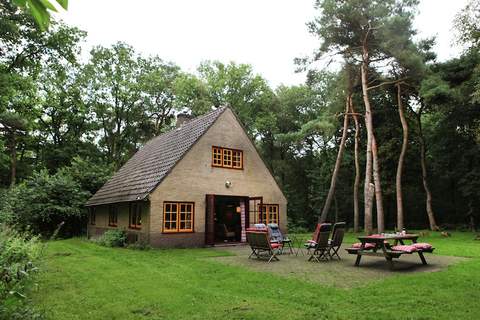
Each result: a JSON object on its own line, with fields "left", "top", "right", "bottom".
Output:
{"left": 86, "top": 107, "right": 226, "bottom": 206}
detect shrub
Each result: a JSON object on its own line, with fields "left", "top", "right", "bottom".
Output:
{"left": 126, "top": 237, "right": 151, "bottom": 250}
{"left": 61, "top": 156, "right": 113, "bottom": 195}
{"left": 0, "top": 169, "right": 89, "bottom": 237}
{"left": 0, "top": 225, "right": 42, "bottom": 319}
{"left": 95, "top": 230, "right": 127, "bottom": 247}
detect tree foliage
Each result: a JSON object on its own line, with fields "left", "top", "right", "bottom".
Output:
{"left": 0, "top": 0, "right": 479, "bottom": 236}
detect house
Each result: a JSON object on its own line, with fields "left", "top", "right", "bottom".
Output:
{"left": 85, "top": 106, "right": 287, "bottom": 247}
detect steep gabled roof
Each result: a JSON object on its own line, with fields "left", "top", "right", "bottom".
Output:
{"left": 86, "top": 107, "right": 227, "bottom": 206}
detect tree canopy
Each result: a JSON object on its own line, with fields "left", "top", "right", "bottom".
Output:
{"left": 0, "top": 0, "right": 479, "bottom": 236}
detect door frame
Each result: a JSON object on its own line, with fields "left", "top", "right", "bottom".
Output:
{"left": 205, "top": 194, "right": 256, "bottom": 245}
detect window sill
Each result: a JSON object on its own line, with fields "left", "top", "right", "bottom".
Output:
{"left": 211, "top": 165, "right": 244, "bottom": 170}
{"left": 162, "top": 231, "right": 195, "bottom": 234}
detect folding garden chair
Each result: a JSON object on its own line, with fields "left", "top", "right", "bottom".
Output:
{"left": 246, "top": 228, "right": 282, "bottom": 263}
{"left": 267, "top": 223, "right": 293, "bottom": 254}
{"left": 328, "top": 222, "right": 346, "bottom": 260}
{"left": 306, "top": 223, "right": 332, "bottom": 262}
{"left": 304, "top": 223, "right": 322, "bottom": 254}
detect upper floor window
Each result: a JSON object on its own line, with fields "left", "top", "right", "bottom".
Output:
{"left": 129, "top": 202, "right": 142, "bottom": 229}
{"left": 108, "top": 205, "right": 118, "bottom": 227}
{"left": 212, "top": 146, "right": 243, "bottom": 169}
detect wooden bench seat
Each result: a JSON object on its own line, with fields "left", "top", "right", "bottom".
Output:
{"left": 346, "top": 247, "right": 435, "bottom": 257}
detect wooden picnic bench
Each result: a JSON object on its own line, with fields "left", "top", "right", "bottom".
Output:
{"left": 346, "top": 234, "right": 434, "bottom": 269}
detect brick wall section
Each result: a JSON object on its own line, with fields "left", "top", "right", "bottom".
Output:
{"left": 149, "top": 232, "right": 205, "bottom": 248}
{"left": 149, "top": 108, "right": 287, "bottom": 247}
{"left": 87, "top": 202, "right": 150, "bottom": 242}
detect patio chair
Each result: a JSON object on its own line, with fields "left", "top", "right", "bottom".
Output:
{"left": 327, "top": 222, "right": 346, "bottom": 260}
{"left": 246, "top": 228, "right": 282, "bottom": 263}
{"left": 267, "top": 223, "right": 293, "bottom": 254}
{"left": 253, "top": 223, "right": 267, "bottom": 229}
{"left": 304, "top": 223, "right": 322, "bottom": 254}
{"left": 306, "top": 223, "right": 332, "bottom": 262}
{"left": 220, "top": 224, "right": 236, "bottom": 241}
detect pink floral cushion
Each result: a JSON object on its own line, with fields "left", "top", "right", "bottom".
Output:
{"left": 391, "top": 245, "right": 417, "bottom": 253}
{"left": 271, "top": 243, "right": 282, "bottom": 249}
{"left": 412, "top": 243, "right": 433, "bottom": 250}
{"left": 351, "top": 242, "right": 376, "bottom": 250}
{"left": 367, "top": 234, "right": 384, "bottom": 238}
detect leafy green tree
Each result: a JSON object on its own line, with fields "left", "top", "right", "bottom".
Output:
{"left": 13, "top": 0, "right": 68, "bottom": 30}
{"left": 82, "top": 43, "right": 147, "bottom": 168}
{"left": 309, "top": 0, "right": 420, "bottom": 232}
{"left": 1, "top": 3, "right": 86, "bottom": 185}
{"left": 0, "top": 169, "right": 89, "bottom": 236}
{"left": 423, "top": 50, "right": 480, "bottom": 229}
{"left": 137, "top": 57, "right": 182, "bottom": 136}
{"left": 174, "top": 73, "right": 212, "bottom": 116}
{"left": 197, "top": 61, "right": 275, "bottom": 136}
{"left": 61, "top": 156, "right": 113, "bottom": 195}
{"left": 454, "top": 0, "right": 480, "bottom": 48}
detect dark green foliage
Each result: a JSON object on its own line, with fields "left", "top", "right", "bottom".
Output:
{"left": 13, "top": 0, "right": 68, "bottom": 30}
{"left": 94, "top": 230, "right": 127, "bottom": 248}
{"left": 0, "top": 0, "right": 479, "bottom": 237}
{"left": 0, "top": 170, "right": 89, "bottom": 237}
{"left": 126, "top": 238, "right": 151, "bottom": 250}
{"left": 0, "top": 225, "right": 42, "bottom": 319}
{"left": 60, "top": 157, "right": 113, "bottom": 195}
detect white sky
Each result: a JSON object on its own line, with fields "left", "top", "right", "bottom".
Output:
{"left": 55, "top": 0, "right": 468, "bottom": 88}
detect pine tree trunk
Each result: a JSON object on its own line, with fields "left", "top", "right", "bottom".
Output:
{"left": 416, "top": 111, "right": 439, "bottom": 231}
{"left": 371, "top": 135, "right": 384, "bottom": 232}
{"left": 10, "top": 131, "right": 17, "bottom": 187}
{"left": 319, "top": 96, "right": 350, "bottom": 222}
{"left": 396, "top": 84, "right": 408, "bottom": 231}
{"left": 349, "top": 98, "right": 361, "bottom": 233}
{"left": 365, "top": 183, "right": 375, "bottom": 235}
{"left": 334, "top": 192, "right": 339, "bottom": 223}
{"left": 361, "top": 55, "right": 374, "bottom": 234}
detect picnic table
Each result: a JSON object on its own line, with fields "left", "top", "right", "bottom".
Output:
{"left": 347, "top": 234, "right": 434, "bottom": 269}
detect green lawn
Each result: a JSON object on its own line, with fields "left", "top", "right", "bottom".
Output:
{"left": 33, "top": 232, "right": 480, "bottom": 319}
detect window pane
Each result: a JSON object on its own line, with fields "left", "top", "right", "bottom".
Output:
{"left": 223, "top": 149, "right": 232, "bottom": 167}
{"left": 164, "top": 202, "right": 193, "bottom": 232}
{"left": 164, "top": 203, "right": 178, "bottom": 231}
{"left": 232, "top": 150, "right": 242, "bottom": 168}
{"left": 212, "top": 147, "right": 222, "bottom": 166}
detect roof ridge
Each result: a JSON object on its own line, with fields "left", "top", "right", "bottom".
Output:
{"left": 86, "top": 106, "right": 227, "bottom": 206}
{"left": 142, "top": 106, "right": 226, "bottom": 146}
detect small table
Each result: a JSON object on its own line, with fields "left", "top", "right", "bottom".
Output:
{"left": 352, "top": 234, "right": 429, "bottom": 269}
{"left": 280, "top": 236, "right": 294, "bottom": 254}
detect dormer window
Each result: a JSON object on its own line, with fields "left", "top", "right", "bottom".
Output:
{"left": 212, "top": 146, "right": 243, "bottom": 169}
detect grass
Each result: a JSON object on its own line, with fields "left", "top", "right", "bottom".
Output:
{"left": 32, "top": 232, "right": 480, "bottom": 319}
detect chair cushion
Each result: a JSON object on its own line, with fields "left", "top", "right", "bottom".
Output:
{"left": 391, "top": 245, "right": 418, "bottom": 253}
{"left": 271, "top": 243, "right": 282, "bottom": 249}
{"left": 351, "top": 242, "right": 376, "bottom": 250}
{"left": 412, "top": 243, "right": 433, "bottom": 250}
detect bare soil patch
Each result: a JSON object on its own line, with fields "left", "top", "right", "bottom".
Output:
{"left": 210, "top": 244, "right": 466, "bottom": 288}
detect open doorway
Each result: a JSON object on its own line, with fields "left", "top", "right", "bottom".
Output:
{"left": 214, "top": 196, "right": 243, "bottom": 243}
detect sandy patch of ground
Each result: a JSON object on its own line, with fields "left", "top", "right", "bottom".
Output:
{"left": 209, "top": 244, "right": 466, "bottom": 288}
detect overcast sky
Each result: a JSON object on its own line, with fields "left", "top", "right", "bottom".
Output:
{"left": 56, "top": 0, "right": 468, "bottom": 88}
